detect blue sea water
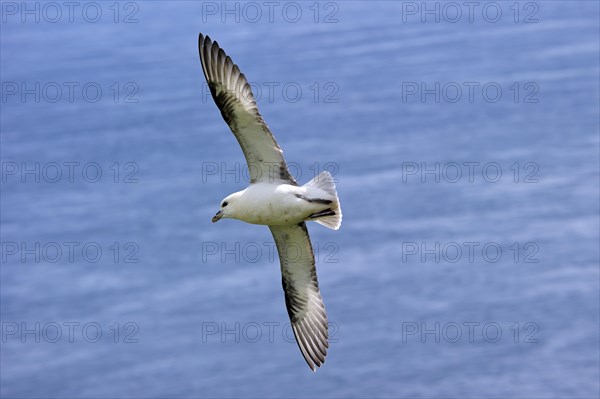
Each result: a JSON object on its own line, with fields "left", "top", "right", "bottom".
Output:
{"left": 1, "top": 1, "right": 599, "bottom": 397}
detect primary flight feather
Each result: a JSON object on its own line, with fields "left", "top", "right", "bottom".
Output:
{"left": 198, "top": 33, "right": 342, "bottom": 371}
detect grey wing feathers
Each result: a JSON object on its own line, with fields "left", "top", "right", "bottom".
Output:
{"left": 269, "top": 223, "right": 329, "bottom": 371}
{"left": 198, "top": 33, "right": 297, "bottom": 185}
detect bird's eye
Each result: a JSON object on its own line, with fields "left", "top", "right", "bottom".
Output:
{"left": 222, "top": 201, "right": 228, "bottom": 207}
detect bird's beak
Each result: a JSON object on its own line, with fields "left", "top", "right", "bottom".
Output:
{"left": 212, "top": 210, "right": 223, "bottom": 223}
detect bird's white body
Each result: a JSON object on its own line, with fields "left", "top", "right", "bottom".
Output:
{"left": 227, "top": 182, "right": 335, "bottom": 226}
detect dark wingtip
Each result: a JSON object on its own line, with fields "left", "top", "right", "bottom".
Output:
{"left": 198, "top": 33, "right": 205, "bottom": 57}
{"left": 198, "top": 33, "right": 213, "bottom": 51}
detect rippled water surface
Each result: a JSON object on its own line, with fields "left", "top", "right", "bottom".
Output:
{"left": 1, "top": 1, "right": 599, "bottom": 397}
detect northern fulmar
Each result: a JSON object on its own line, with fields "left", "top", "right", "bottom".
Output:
{"left": 198, "top": 33, "right": 342, "bottom": 371}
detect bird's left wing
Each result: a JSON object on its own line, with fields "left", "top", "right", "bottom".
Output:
{"left": 198, "top": 33, "right": 297, "bottom": 185}
{"left": 269, "top": 223, "right": 329, "bottom": 371}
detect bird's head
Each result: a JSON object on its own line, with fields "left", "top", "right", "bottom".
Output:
{"left": 212, "top": 191, "right": 242, "bottom": 223}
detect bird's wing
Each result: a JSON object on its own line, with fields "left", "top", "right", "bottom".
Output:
{"left": 198, "top": 33, "right": 297, "bottom": 185}
{"left": 269, "top": 223, "right": 329, "bottom": 371}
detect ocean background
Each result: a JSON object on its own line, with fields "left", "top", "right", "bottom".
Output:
{"left": 1, "top": 1, "right": 599, "bottom": 397}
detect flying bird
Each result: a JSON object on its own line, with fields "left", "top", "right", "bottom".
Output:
{"left": 198, "top": 33, "right": 342, "bottom": 371}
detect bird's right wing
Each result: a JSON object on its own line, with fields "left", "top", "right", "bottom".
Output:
{"left": 198, "top": 33, "right": 297, "bottom": 185}
{"left": 269, "top": 223, "right": 329, "bottom": 371}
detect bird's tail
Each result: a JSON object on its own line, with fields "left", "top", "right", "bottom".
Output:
{"left": 303, "top": 171, "right": 342, "bottom": 230}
